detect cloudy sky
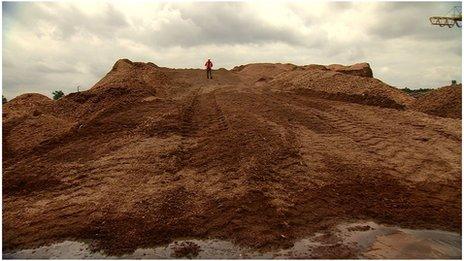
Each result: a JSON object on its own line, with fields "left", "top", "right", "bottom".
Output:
{"left": 2, "top": 1, "right": 462, "bottom": 99}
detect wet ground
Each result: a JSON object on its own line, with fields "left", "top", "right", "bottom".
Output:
{"left": 3, "top": 221, "right": 461, "bottom": 259}
{"left": 338, "top": 221, "right": 461, "bottom": 259}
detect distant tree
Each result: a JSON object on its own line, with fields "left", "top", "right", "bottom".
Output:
{"left": 52, "top": 90, "right": 64, "bottom": 100}
{"left": 401, "top": 87, "right": 412, "bottom": 93}
{"left": 2, "top": 95, "right": 7, "bottom": 104}
{"left": 400, "top": 87, "right": 433, "bottom": 98}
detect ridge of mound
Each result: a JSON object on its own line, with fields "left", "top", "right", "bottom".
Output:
{"left": 411, "top": 84, "right": 462, "bottom": 119}
{"left": 327, "top": 62, "right": 373, "bottom": 78}
{"left": 3, "top": 93, "right": 53, "bottom": 121}
{"left": 3, "top": 114, "right": 75, "bottom": 157}
{"left": 54, "top": 87, "right": 156, "bottom": 120}
{"left": 91, "top": 58, "right": 170, "bottom": 95}
{"left": 2, "top": 93, "right": 76, "bottom": 158}
{"left": 233, "top": 62, "right": 373, "bottom": 79}
{"left": 232, "top": 62, "right": 406, "bottom": 109}
{"left": 232, "top": 63, "right": 296, "bottom": 73}
{"left": 3, "top": 86, "right": 159, "bottom": 158}
{"left": 231, "top": 63, "right": 297, "bottom": 82}
{"left": 8, "top": 93, "right": 51, "bottom": 103}
{"left": 5, "top": 93, "right": 52, "bottom": 109}
{"left": 269, "top": 65, "right": 414, "bottom": 108}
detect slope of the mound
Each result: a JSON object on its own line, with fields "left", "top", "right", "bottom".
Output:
{"left": 269, "top": 66, "right": 414, "bottom": 108}
{"left": 3, "top": 60, "right": 461, "bottom": 256}
{"left": 2, "top": 94, "right": 67, "bottom": 158}
{"left": 91, "top": 59, "right": 171, "bottom": 95}
{"left": 232, "top": 63, "right": 297, "bottom": 83}
{"left": 327, "top": 62, "right": 373, "bottom": 78}
{"left": 3, "top": 93, "right": 53, "bottom": 121}
{"left": 411, "top": 85, "right": 462, "bottom": 119}
{"left": 2, "top": 87, "right": 162, "bottom": 159}
{"left": 4, "top": 114, "right": 75, "bottom": 155}
{"left": 6, "top": 93, "right": 52, "bottom": 106}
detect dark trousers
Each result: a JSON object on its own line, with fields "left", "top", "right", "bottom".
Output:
{"left": 206, "top": 68, "right": 212, "bottom": 79}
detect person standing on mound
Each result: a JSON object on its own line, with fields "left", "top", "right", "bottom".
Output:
{"left": 205, "top": 58, "right": 213, "bottom": 79}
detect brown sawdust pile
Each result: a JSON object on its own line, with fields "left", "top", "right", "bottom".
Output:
{"left": 3, "top": 93, "right": 54, "bottom": 120}
{"left": 92, "top": 59, "right": 171, "bottom": 93}
{"left": 3, "top": 59, "right": 461, "bottom": 256}
{"left": 411, "top": 84, "right": 462, "bottom": 119}
{"left": 326, "top": 62, "right": 373, "bottom": 78}
{"left": 269, "top": 63, "right": 415, "bottom": 108}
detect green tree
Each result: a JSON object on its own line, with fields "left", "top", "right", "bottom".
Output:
{"left": 2, "top": 95, "right": 7, "bottom": 104}
{"left": 52, "top": 90, "right": 64, "bottom": 100}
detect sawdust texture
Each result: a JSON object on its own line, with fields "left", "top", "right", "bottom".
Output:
{"left": 3, "top": 59, "right": 461, "bottom": 256}
{"left": 411, "top": 84, "right": 462, "bottom": 119}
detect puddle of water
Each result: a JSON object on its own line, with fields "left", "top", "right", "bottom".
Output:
{"left": 3, "top": 241, "right": 106, "bottom": 259}
{"left": 3, "top": 221, "right": 461, "bottom": 259}
{"left": 3, "top": 240, "right": 272, "bottom": 259}
{"left": 338, "top": 221, "right": 462, "bottom": 259}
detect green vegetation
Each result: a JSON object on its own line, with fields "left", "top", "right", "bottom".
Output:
{"left": 52, "top": 90, "right": 64, "bottom": 100}
{"left": 2, "top": 95, "right": 7, "bottom": 104}
{"left": 401, "top": 87, "right": 433, "bottom": 94}
{"left": 400, "top": 88, "right": 433, "bottom": 98}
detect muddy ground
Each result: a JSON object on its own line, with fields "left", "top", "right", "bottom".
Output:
{"left": 4, "top": 222, "right": 461, "bottom": 259}
{"left": 3, "top": 60, "right": 461, "bottom": 257}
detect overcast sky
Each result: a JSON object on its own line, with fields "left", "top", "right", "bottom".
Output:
{"left": 2, "top": 1, "right": 462, "bottom": 99}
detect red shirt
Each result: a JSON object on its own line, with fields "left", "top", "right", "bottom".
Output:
{"left": 205, "top": 60, "right": 213, "bottom": 69}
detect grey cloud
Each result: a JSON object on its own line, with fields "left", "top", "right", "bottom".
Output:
{"left": 3, "top": 61, "right": 98, "bottom": 99}
{"left": 55, "top": 4, "right": 128, "bottom": 39}
{"left": 366, "top": 2, "right": 461, "bottom": 41}
{"left": 8, "top": 2, "right": 129, "bottom": 40}
{"left": 32, "top": 63, "right": 82, "bottom": 74}
{"left": 178, "top": 3, "right": 304, "bottom": 45}
{"left": 135, "top": 2, "right": 309, "bottom": 48}
{"left": 451, "top": 44, "right": 462, "bottom": 55}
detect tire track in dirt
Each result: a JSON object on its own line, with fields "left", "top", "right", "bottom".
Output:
{"left": 272, "top": 90, "right": 414, "bottom": 169}
{"left": 162, "top": 86, "right": 203, "bottom": 170}
{"left": 322, "top": 108, "right": 422, "bottom": 176}
{"left": 258, "top": 90, "right": 339, "bottom": 189}
{"left": 318, "top": 105, "right": 458, "bottom": 182}
{"left": 214, "top": 90, "right": 319, "bottom": 246}
{"left": 180, "top": 88, "right": 201, "bottom": 137}
{"left": 185, "top": 89, "right": 233, "bottom": 174}
{"left": 195, "top": 90, "right": 230, "bottom": 135}
{"left": 262, "top": 90, "right": 454, "bottom": 182}
{"left": 171, "top": 89, "right": 311, "bottom": 247}
{"left": 4, "top": 89, "right": 206, "bottom": 243}
{"left": 212, "top": 91, "right": 230, "bottom": 132}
